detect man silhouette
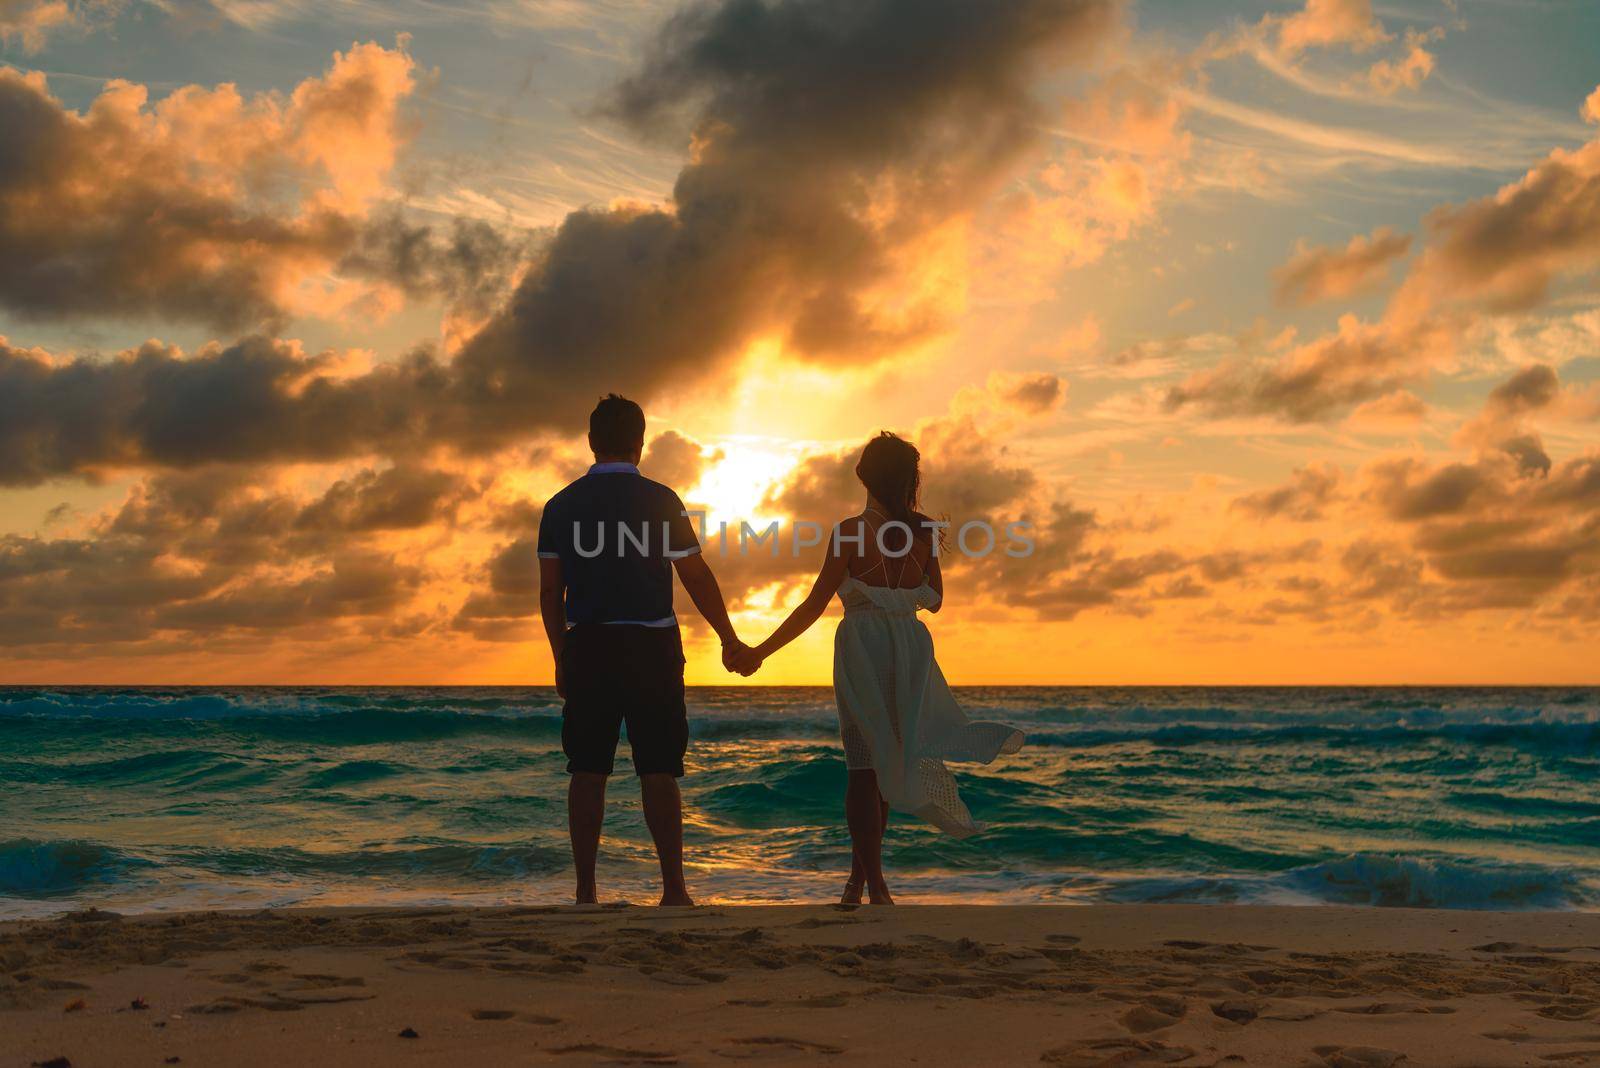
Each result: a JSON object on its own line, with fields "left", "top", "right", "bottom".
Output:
{"left": 537, "top": 394, "right": 746, "bottom": 906}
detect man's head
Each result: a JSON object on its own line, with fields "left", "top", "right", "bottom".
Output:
{"left": 588, "top": 393, "right": 646, "bottom": 463}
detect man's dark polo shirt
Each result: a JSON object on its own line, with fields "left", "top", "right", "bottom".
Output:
{"left": 536, "top": 463, "right": 700, "bottom": 628}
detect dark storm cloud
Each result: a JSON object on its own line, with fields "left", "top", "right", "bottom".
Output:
{"left": 446, "top": 0, "right": 1118, "bottom": 429}
{"left": 988, "top": 372, "right": 1066, "bottom": 414}
{"left": 294, "top": 465, "right": 467, "bottom": 533}
{"left": 1230, "top": 462, "right": 1342, "bottom": 521}
{"left": 1416, "top": 129, "right": 1600, "bottom": 314}
{"left": 1273, "top": 226, "right": 1413, "bottom": 306}
{"left": 153, "top": 552, "right": 423, "bottom": 632}
{"left": 1353, "top": 449, "right": 1600, "bottom": 613}
{"left": 451, "top": 536, "right": 538, "bottom": 642}
{"left": 1487, "top": 364, "right": 1561, "bottom": 415}
{"left": 335, "top": 209, "right": 537, "bottom": 325}
{"left": 761, "top": 413, "right": 1039, "bottom": 526}
{"left": 1366, "top": 458, "right": 1504, "bottom": 521}
{"left": 0, "top": 463, "right": 467, "bottom": 647}
{"left": 641, "top": 430, "right": 719, "bottom": 492}
{"left": 748, "top": 413, "right": 1333, "bottom": 623}
{"left": 0, "top": 337, "right": 439, "bottom": 484}
{"left": 3, "top": 0, "right": 1119, "bottom": 483}
{"left": 0, "top": 49, "right": 519, "bottom": 332}
{"left": 1161, "top": 315, "right": 1449, "bottom": 423}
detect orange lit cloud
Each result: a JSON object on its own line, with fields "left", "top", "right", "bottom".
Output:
{"left": 0, "top": 40, "right": 527, "bottom": 333}
{"left": 1364, "top": 28, "right": 1441, "bottom": 95}
{"left": 0, "top": 0, "right": 74, "bottom": 52}
{"left": 1270, "top": 0, "right": 1390, "bottom": 58}
{"left": 1274, "top": 226, "right": 1413, "bottom": 306}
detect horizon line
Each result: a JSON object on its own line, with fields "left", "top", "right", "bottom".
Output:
{"left": 3, "top": 681, "right": 1599, "bottom": 689}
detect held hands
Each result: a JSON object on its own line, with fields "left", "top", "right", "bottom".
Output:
{"left": 720, "top": 637, "right": 764, "bottom": 677}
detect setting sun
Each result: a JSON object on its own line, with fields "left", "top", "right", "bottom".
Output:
{"left": 684, "top": 440, "right": 803, "bottom": 530}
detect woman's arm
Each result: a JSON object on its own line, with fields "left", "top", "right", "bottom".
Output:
{"left": 749, "top": 538, "right": 851, "bottom": 665}
{"left": 925, "top": 552, "right": 943, "bottom": 613}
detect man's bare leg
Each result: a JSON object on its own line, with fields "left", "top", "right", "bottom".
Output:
{"left": 568, "top": 772, "right": 608, "bottom": 904}
{"left": 640, "top": 773, "right": 693, "bottom": 906}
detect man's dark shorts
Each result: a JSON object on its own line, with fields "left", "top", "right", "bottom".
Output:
{"left": 560, "top": 624, "right": 688, "bottom": 777}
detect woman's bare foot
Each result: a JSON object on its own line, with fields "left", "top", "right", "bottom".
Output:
{"left": 659, "top": 891, "right": 695, "bottom": 907}
{"left": 839, "top": 880, "right": 864, "bottom": 905}
{"left": 866, "top": 881, "right": 895, "bottom": 905}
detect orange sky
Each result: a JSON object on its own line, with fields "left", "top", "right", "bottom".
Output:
{"left": 1, "top": 0, "right": 1598, "bottom": 684}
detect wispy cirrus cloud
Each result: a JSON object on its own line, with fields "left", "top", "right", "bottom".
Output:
{"left": 1165, "top": 79, "right": 1600, "bottom": 423}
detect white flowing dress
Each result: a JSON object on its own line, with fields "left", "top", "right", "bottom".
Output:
{"left": 832, "top": 576, "right": 1025, "bottom": 838}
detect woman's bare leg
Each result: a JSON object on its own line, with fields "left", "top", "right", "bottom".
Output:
{"left": 845, "top": 770, "right": 894, "bottom": 904}
{"left": 844, "top": 796, "right": 887, "bottom": 893}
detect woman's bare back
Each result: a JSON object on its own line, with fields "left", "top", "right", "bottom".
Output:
{"left": 842, "top": 509, "right": 932, "bottom": 589}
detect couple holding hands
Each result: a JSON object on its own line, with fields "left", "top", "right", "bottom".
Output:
{"left": 538, "top": 395, "right": 1022, "bottom": 907}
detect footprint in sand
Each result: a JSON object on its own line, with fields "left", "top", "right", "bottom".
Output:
{"left": 1538, "top": 1003, "right": 1600, "bottom": 1021}
{"left": 1335, "top": 1002, "right": 1454, "bottom": 1016}
{"left": 547, "top": 1042, "right": 678, "bottom": 1064}
{"left": 185, "top": 995, "right": 302, "bottom": 1014}
{"left": 208, "top": 972, "right": 266, "bottom": 986}
{"left": 285, "top": 973, "right": 365, "bottom": 990}
{"left": 1314, "top": 1044, "right": 1408, "bottom": 1067}
{"left": 241, "top": 961, "right": 287, "bottom": 974}
{"left": 715, "top": 1037, "right": 844, "bottom": 1059}
{"left": 1485, "top": 1030, "right": 1600, "bottom": 1046}
{"left": 469, "top": 1008, "right": 561, "bottom": 1024}
{"left": 1121, "top": 995, "right": 1188, "bottom": 1033}
{"left": 1211, "top": 999, "right": 1263, "bottom": 1025}
{"left": 1041, "top": 1038, "right": 1195, "bottom": 1065}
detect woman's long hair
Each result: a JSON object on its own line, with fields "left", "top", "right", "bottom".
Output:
{"left": 856, "top": 431, "right": 923, "bottom": 529}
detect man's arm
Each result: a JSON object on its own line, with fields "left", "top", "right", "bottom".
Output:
{"left": 672, "top": 553, "right": 740, "bottom": 652}
{"left": 539, "top": 557, "right": 567, "bottom": 697}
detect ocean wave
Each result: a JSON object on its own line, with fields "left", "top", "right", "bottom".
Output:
{"left": 6, "top": 686, "right": 1600, "bottom": 915}
{"left": 1284, "top": 853, "right": 1597, "bottom": 909}
{"left": 164, "top": 841, "right": 570, "bottom": 882}
{"left": 10, "top": 709, "right": 1600, "bottom": 756}
{"left": 0, "top": 838, "right": 154, "bottom": 897}
{"left": 1023, "top": 720, "right": 1600, "bottom": 755}
{"left": 1096, "top": 853, "right": 1599, "bottom": 910}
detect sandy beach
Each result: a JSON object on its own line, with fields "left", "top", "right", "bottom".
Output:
{"left": 5, "top": 905, "right": 1600, "bottom": 1067}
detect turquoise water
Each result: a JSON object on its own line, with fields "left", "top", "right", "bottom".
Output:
{"left": 3, "top": 686, "right": 1599, "bottom": 916}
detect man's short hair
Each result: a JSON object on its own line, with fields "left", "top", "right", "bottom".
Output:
{"left": 589, "top": 393, "right": 646, "bottom": 456}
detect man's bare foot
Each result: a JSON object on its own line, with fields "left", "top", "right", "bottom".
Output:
{"left": 839, "top": 880, "right": 864, "bottom": 905}
{"left": 866, "top": 882, "right": 895, "bottom": 905}
{"left": 575, "top": 886, "right": 598, "bottom": 905}
{"left": 659, "top": 891, "right": 695, "bottom": 907}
